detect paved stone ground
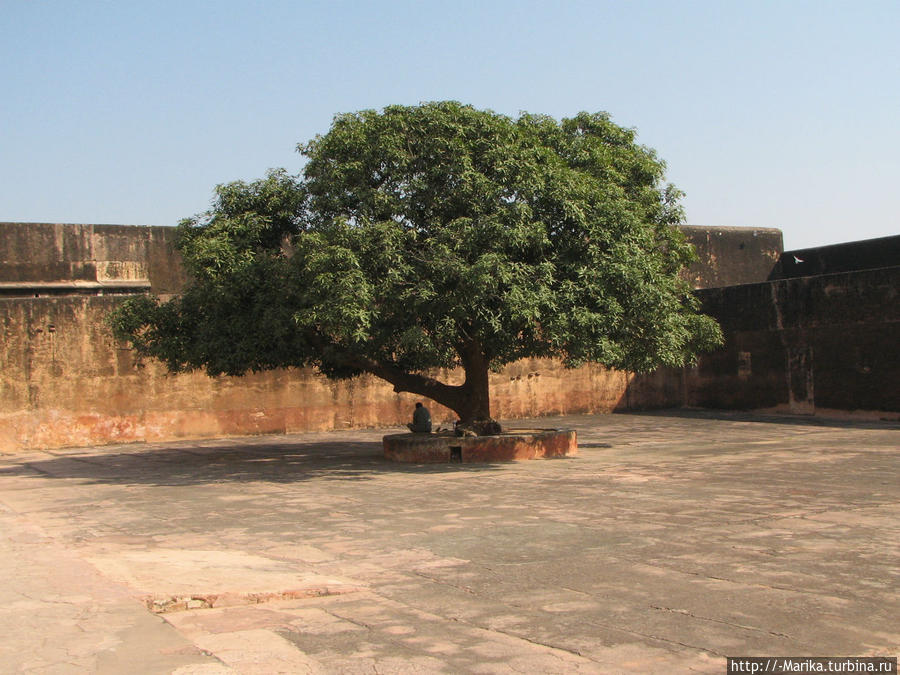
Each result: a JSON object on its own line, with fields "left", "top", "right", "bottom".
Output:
{"left": 1, "top": 410, "right": 898, "bottom": 674}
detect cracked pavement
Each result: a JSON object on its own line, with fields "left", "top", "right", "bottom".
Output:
{"left": 1, "top": 410, "right": 898, "bottom": 673}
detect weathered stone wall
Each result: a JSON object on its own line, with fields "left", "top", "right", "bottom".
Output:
{"left": 687, "top": 265, "right": 900, "bottom": 416}
{"left": 0, "top": 220, "right": 794, "bottom": 452}
{"left": 0, "top": 294, "right": 638, "bottom": 449}
{"left": 0, "top": 222, "right": 782, "bottom": 296}
{"left": 0, "top": 222, "right": 185, "bottom": 294}
{"left": 680, "top": 226, "right": 783, "bottom": 289}
{"left": 773, "top": 234, "right": 900, "bottom": 280}
{"left": 3, "top": 219, "right": 672, "bottom": 451}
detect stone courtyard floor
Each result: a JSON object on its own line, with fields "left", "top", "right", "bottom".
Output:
{"left": 0, "top": 410, "right": 898, "bottom": 674}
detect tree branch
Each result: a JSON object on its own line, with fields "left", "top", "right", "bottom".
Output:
{"left": 349, "top": 352, "right": 462, "bottom": 401}
{"left": 309, "top": 334, "right": 466, "bottom": 410}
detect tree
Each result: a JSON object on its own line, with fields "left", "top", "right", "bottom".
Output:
{"left": 110, "top": 102, "right": 722, "bottom": 431}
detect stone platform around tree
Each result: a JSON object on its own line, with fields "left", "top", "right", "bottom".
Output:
{"left": 382, "top": 428, "right": 577, "bottom": 463}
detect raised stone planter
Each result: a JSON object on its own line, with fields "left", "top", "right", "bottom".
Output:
{"left": 383, "top": 428, "right": 577, "bottom": 463}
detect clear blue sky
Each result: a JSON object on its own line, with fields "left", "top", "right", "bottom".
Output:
{"left": 2, "top": 0, "right": 897, "bottom": 250}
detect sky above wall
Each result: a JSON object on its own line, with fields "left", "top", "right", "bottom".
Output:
{"left": 2, "top": 0, "right": 897, "bottom": 250}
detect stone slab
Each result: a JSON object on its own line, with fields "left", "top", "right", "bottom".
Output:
{"left": 0, "top": 410, "right": 898, "bottom": 673}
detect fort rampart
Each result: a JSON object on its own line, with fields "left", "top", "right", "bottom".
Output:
{"left": 687, "top": 235, "right": 900, "bottom": 417}
{"left": 2, "top": 222, "right": 894, "bottom": 452}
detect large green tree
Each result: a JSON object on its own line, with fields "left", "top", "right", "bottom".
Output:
{"left": 110, "top": 102, "right": 721, "bottom": 428}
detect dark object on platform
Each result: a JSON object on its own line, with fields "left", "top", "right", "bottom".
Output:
{"left": 407, "top": 402, "right": 432, "bottom": 433}
{"left": 455, "top": 420, "right": 503, "bottom": 437}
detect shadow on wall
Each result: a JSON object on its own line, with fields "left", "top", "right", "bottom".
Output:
{"left": 771, "top": 234, "right": 900, "bottom": 280}
{"left": 688, "top": 255, "right": 900, "bottom": 417}
{"left": 614, "top": 369, "right": 683, "bottom": 413}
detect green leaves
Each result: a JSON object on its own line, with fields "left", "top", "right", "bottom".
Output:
{"left": 109, "top": 101, "right": 721, "bottom": 399}
{"left": 175, "top": 169, "right": 305, "bottom": 280}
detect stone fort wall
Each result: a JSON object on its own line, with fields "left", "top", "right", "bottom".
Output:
{"left": 11, "top": 220, "right": 870, "bottom": 452}
{"left": 686, "top": 235, "right": 900, "bottom": 418}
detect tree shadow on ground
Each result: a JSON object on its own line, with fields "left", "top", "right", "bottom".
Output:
{"left": 0, "top": 439, "right": 514, "bottom": 488}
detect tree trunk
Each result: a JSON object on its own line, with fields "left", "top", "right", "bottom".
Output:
{"left": 333, "top": 337, "right": 494, "bottom": 428}
{"left": 452, "top": 367, "right": 490, "bottom": 423}
{"left": 455, "top": 338, "right": 492, "bottom": 424}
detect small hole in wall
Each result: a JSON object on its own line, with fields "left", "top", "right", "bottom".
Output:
{"left": 47, "top": 324, "right": 56, "bottom": 333}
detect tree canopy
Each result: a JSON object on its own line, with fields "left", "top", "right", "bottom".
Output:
{"left": 110, "top": 101, "right": 722, "bottom": 427}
